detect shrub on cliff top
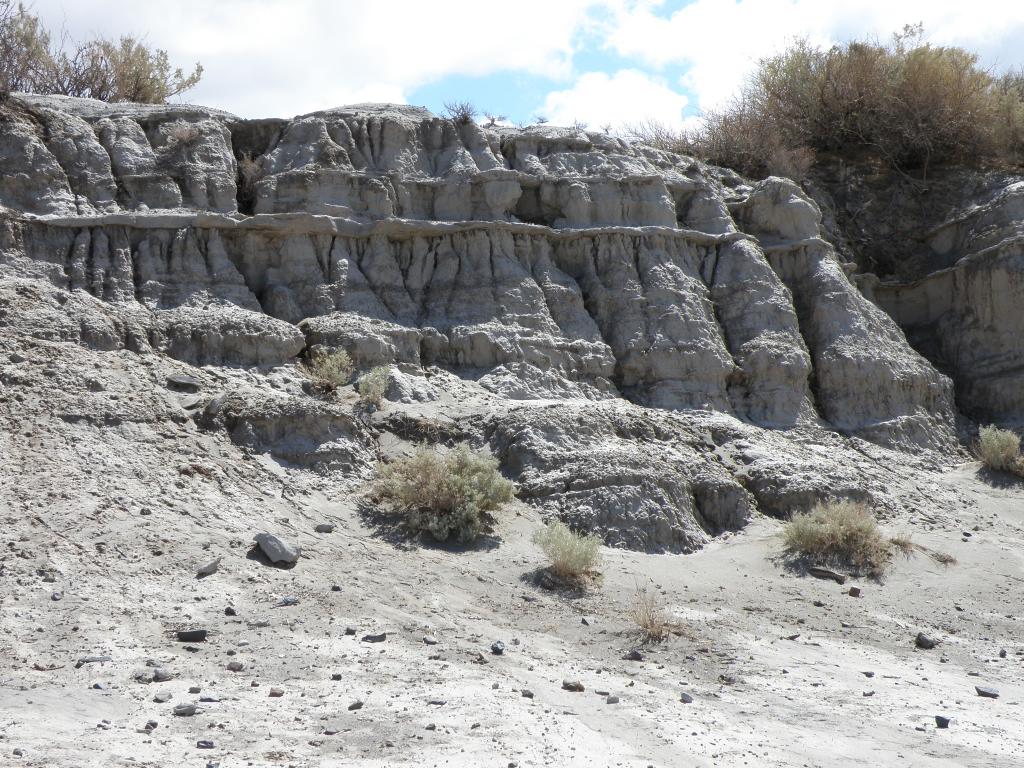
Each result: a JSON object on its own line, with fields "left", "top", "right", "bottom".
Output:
{"left": 0, "top": 1, "right": 202, "bottom": 102}
{"left": 630, "top": 24, "right": 1024, "bottom": 178}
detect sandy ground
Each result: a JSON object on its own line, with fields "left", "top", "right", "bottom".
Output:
{"left": 2, "top": 343, "right": 1024, "bottom": 767}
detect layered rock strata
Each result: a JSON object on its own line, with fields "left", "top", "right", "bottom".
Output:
{"left": 0, "top": 93, "right": 967, "bottom": 551}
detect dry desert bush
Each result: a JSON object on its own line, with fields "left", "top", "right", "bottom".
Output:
{"left": 0, "top": 1, "right": 202, "bottom": 102}
{"left": 629, "top": 24, "right": 1024, "bottom": 178}
{"left": 443, "top": 100, "right": 477, "bottom": 125}
{"left": 532, "top": 520, "right": 602, "bottom": 582}
{"left": 236, "top": 151, "right": 263, "bottom": 210}
{"left": 300, "top": 348, "right": 354, "bottom": 393}
{"left": 357, "top": 365, "right": 389, "bottom": 408}
{"left": 976, "top": 424, "right": 1024, "bottom": 475}
{"left": 167, "top": 121, "right": 201, "bottom": 146}
{"left": 783, "top": 500, "right": 895, "bottom": 578}
{"left": 373, "top": 445, "right": 514, "bottom": 543}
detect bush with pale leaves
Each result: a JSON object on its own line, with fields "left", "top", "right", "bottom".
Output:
{"left": 373, "top": 445, "right": 513, "bottom": 543}
{"left": 532, "top": 520, "right": 601, "bottom": 582}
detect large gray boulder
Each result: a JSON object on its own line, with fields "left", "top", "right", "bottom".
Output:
{"left": 253, "top": 533, "right": 300, "bottom": 564}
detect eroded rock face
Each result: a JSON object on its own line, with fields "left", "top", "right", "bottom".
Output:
{"left": 0, "top": 93, "right": 970, "bottom": 552}
{"left": 868, "top": 182, "right": 1024, "bottom": 426}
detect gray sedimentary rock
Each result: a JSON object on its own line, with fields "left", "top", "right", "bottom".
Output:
{"left": 254, "top": 533, "right": 300, "bottom": 564}
{"left": 0, "top": 93, "right": 989, "bottom": 552}
{"left": 868, "top": 181, "right": 1024, "bottom": 424}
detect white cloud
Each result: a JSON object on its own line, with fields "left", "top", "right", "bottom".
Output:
{"left": 26, "top": 0, "right": 612, "bottom": 117}
{"left": 606, "top": 0, "right": 1024, "bottom": 112}
{"left": 20, "top": 0, "right": 1024, "bottom": 124}
{"left": 539, "top": 69, "right": 689, "bottom": 130}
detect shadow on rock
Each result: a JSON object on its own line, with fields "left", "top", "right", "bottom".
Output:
{"left": 245, "top": 545, "right": 297, "bottom": 569}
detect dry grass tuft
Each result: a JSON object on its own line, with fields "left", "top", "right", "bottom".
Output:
{"left": 976, "top": 425, "right": 1024, "bottom": 476}
{"left": 889, "top": 534, "right": 916, "bottom": 557}
{"left": 532, "top": 520, "right": 602, "bottom": 583}
{"left": 373, "top": 445, "right": 514, "bottom": 543}
{"left": 783, "top": 500, "right": 894, "bottom": 578}
{"left": 927, "top": 550, "right": 958, "bottom": 566}
{"left": 629, "top": 584, "right": 674, "bottom": 643}
{"left": 168, "top": 121, "right": 201, "bottom": 146}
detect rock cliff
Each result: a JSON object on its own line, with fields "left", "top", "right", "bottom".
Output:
{"left": 1, "top": 92, "right": 1001, "bottom": 552}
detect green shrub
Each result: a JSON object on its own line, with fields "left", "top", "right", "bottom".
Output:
{"left": 976, "top": 424, "right": 1023, "bottom": 474}
{"left": 783, "top": 500, "right": 893, "bottom": 577}
{"left": 373, "top": 445, "right": 514, "bottom": 543}
{"left": 300, "top": 348, "right": 354, "bottom": 393}
{"left": 357, "top": 365, "right": 389, "bottom": 407}
{"left": 532, "top": 520, "right": 602, "bottom": 581}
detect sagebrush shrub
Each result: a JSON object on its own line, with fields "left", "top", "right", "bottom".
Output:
{"left": 532, "top": 520, "right": 601, "bottom": 581}
{"left": 0, "top": 2, "right": 201, "bottom": 102}
{"left": 373, "top": 445, "right": 514, "bottom": 543}
{"left": 629, "top": 25, "right": 1024, "bottom": 177}
{"left": 976, "top": 425, "right": 1023, "bottom": 474}
{"left": 357, "top": 365, "right": 389, "bottom": 407}
{"left": 783, "top": 500, "right": 893, "bottom": 577}
{"left": 300, "top": 348, "right": 354, "bottom": 392}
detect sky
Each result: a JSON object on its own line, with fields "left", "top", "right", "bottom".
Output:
{"left": 24, "top": 0, "right": 1024, "bottom": 129}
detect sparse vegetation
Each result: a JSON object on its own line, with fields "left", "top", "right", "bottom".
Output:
{"left": 443, "top": 100, "right": 477, "bottom": 125}
{"left": 373, "top": 445, "right": 514, "bottom": 543}
{"left": 237, "top": 151, "right": 263, "bottom": 212}
{"left": 888, "top": 533, "right": 957, "bottom": 568}
{"left": 928, "top": 550, "right": 958, "bottom": 566}
{"left": 483, "top": 112, "right": 505, "bottom": 127}
{"left": 629, "top": 583, "right": 673, "bottom": 643}
{"left": 357, "top": 365, "right": 389, "bottom": 407}
{"left": 629, "top": 24, "right": 1024, "bottom": 178}
{"left": 532, "top": 520, "right": 602, "bottom": 582}
{"left": 783, "top": 500, "right": 895, "bottom": 577}
{"left": 976, "top": 424, "right": 1024, "bottom": 475}
{"left": 0, "top": 1, "right": 202, "bottom": 102}
{"left": 300, "top": 348, "right": 354, "bottom": 394}
{"left": 167, "top": 121, "right": 201, "bottom": 146}
{"left": 889, "top": 534, "right": 915, "bottom": 557}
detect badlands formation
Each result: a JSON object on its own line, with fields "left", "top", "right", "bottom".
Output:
{"left": 1, "top": 93, "right": 1023, "bottom": 766}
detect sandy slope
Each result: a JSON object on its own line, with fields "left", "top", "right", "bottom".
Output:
{"left": 2, "top": 343, "right": 1023, "bottom": 768}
